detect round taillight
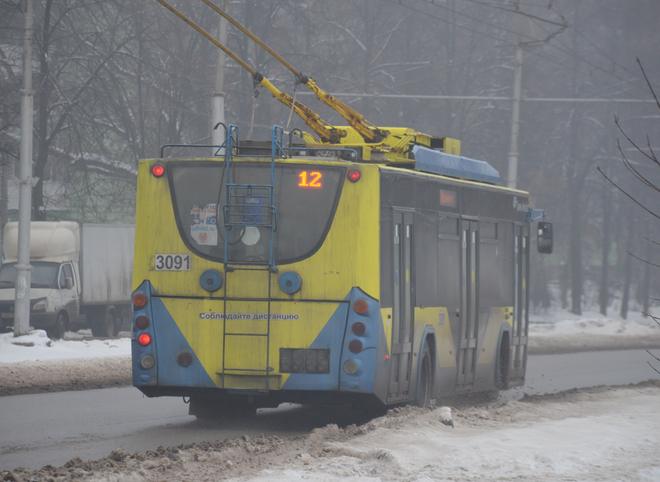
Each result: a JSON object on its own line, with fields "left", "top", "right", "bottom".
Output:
{"left": 177, "top": 352, "right": 193, "bottom": 367}
{"left": 352, "top": 299, "right": 369, "bottom": 316}
{"left": 343, "top": 359, "right": 360, "bottom": 375}
{"left": 137, "top": 332, "right": 152, "bottom": 347}
{"left": 132, "top": 292, "right": 148, "bottom": 309}
{"left": 347, "top": 169, "right": 361, "bottom": 183}
{"left": 348, "top": 339, "right": 363, "bottom": 354}
{"left": 140, "top": 354, "right": 155, "bottom": 369}
{"left": 352, "top": 321, "right": 366, "bottom": 336}
{"left": 151, "top": 163, "right": 166, "bottom": 178}
{"left": 135, "top": 315, "right": 150, "bottom": 330}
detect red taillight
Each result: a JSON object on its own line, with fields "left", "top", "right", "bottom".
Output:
{"left": 349, "top": 339, "right": 363, "bottom": 353}
{"left": 151, "top": 163, "right": 166, "bottom": 178}
{"left": 347, "top": 169, "right": 361, "bottom": 183}
{"left": 352, "top": 299, "right": 369, "bottom": 316}
{"left": 135, "top": 315, "right": 150, "bottom": 330}
{"left": 132, "top": 292, "right": 148, "bottom": 309}
{"left": 352, "top": 322, "right": 366, "bottom": 336}
{"left": 137, "top": 332, "right": 152, "bottom": 347}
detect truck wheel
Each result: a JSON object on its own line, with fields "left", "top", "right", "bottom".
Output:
{"left": 91, "top": 310, "right": 116, "bottom": 338}
{"left": 47, "top": 312, "right": 68, "bottom": 340}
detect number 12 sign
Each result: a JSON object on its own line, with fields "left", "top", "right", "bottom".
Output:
{"left": 298, "top": 170, "right": 323, "bottom": 189}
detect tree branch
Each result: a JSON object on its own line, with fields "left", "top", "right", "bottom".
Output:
{"left": 596, "top": 166, "right": 660, "bottom": 220}
{"left": 627, "top": 251, "right": 660, "bottom": 268}
{"left": 614, "top": 115, "right": 659, "bottom": 166}
{"left": 637, "top": 57, "right": 660, "bottom": 111}
{"left": 617, "top": 139, "right": 660, "bottom": 192}
{"left": 644, "top": 312, "right": 660, "bottom": 326}
{"left": 649, "top": 361, "right": 660, "bottom": 376}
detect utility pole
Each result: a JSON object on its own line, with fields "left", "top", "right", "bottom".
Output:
{"left": 507, "top": 43, "right": 523, "bottom": 188}
{"left": 506, "top": 0, "right": 524, "bottom": 189}
{"left": 14, "top": 0, "right": 34, "bottom": 336}
{"left": 212, "top": 0, "right": 228, "bottom": 153}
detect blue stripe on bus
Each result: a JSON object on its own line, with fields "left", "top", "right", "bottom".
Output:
{"left": 283, "top": 288, "right": 386, "bottom": 396}
{"left": 339, "top": 289, "right": 383, "bottom": 394}
{"left": 281, "top": 299, "right": 349, "bottom": 391}
{"left": 150, "top": 297, "right": 216, "bottom": 388}
{"left": 132, "top": 281, "right": 157, "bottom": 386}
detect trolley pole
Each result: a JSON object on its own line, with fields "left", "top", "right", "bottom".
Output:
{"left": 14, "top": 0, "right": 34, "bottom": 337}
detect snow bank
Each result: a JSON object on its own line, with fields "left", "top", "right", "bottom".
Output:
{"left": 251, "top": 385, "right": 660, "bottom": 481}
{"left": 0, "top": 330, "right": 130, "bottom": 364}
{"left": 530, "top": 309, "right": 660, "bottom": 338}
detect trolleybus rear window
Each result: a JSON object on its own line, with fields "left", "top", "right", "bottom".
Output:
{"left": 169, "top": 163, "right": 344, "bottom": 264}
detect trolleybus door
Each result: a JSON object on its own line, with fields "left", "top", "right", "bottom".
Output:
{"left": 511, "top": 224, "right": 530, "bottom": 384}
{"left": 457, "top": 220, "right": 479, "bottom": 388}
{"left": 388, "top": 210, "right": 414, "bottom": 401}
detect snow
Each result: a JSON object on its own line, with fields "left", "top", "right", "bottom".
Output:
{"left": 250, "top": 385, "right": 660, "bottom": 481}
{"left": 0, "top": 330, "right": 130, "bottom": 364}
{"left": 530, "top": 308, "right": 660, "bottom": 338}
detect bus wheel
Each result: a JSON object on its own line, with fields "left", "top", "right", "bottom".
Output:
{"left": 495, "top": 334, "right": 510, "bottom": 390}
{"left": 47, "top": 311, "right": 68, "bottom": 340}
{"left": 415, "top": 342, "right": 433, "bottom": 407}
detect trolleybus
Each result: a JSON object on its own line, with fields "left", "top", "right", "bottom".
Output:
{"left": 131, "top": 126, "right": 552, "bottom": 416}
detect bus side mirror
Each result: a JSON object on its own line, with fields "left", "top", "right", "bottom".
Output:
{"left": 537, "top": 222, "right": 553, "bottom": 254}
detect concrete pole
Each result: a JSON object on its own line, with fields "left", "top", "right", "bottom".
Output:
{"left": 212, "top": 0, "right": 228, "bottom": 154}
{"left": 507, "top": 42, "right": 523, "bottom": 189}
{"left": 14, "top": 0, "right": 34, "bottom": 336}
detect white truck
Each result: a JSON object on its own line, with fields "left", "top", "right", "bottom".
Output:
{"left": 0, "top": 222, "right": 134, "bottom": 338}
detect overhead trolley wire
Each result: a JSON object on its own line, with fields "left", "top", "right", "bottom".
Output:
{"left": 393, "top": 0, "right": 637, "bottom": 85}
{"left": 381, "top": 0, "right": 581, "bottom": 75}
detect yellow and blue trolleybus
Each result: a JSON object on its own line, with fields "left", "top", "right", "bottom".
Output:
{"left": 131, "top": 125, "right": 552, "bottom": 416}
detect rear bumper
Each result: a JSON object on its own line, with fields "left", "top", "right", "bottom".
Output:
{"left": 137, "top": 384, "right": 383, "bottom": 408}
{"left": 132, "top": 281, "right": 390, "bottom": 404}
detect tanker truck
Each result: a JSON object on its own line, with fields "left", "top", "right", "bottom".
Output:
{"left": 0, "top": 222, "right": 134, "bottom": 338}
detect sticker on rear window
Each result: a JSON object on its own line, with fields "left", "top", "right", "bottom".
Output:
{"left": 190, "top": 203, "right": 218, "bottom": 246}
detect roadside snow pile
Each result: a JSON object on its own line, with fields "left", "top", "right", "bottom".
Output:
{"left": 4, "top": 383, "right": 658, "bottom": 481}
{"left": 527, "top": 309, "right": 660, "bottom": 353}
{"left": 0, "top": 329, "right": 130, "bottom": 364}
{"left": 530, "top": 309, "right": 659, "bottom": 338}
{"left": 250, "top": 384, "right": 660, "bottom": 481}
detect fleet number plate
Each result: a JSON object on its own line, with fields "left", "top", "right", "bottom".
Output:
{"left": 154, "top": 254, "right": 191, "bottom": 271}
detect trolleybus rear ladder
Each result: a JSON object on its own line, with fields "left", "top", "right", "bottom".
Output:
{"left": 220, "top": 125, "right": 282, "bottom": 390}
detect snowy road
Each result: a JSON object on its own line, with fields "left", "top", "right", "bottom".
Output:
{"left": 0, "top": 349, "right": 658, "bottom": 471}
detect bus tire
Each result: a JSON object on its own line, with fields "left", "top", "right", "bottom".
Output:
{"left": 47, "top": 311, "right": 68, "bottom": 340}
{"left": 415, "top": 342, "right": 433, "bottom": 407}
{"left": 495, "top": 333, "right": 510, "bottom": 390}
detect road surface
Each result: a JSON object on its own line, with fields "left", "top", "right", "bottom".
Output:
{"left": 0, "top": 349, "right": 657, "bottom": 470}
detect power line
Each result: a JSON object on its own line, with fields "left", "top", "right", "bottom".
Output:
{"left": 380, "top": 0, "right": 572, "bottom": 75}
{"left": 451, "top": 0, "right": 567, "bottom": 27}
{"left": 401, "top": 0, "right": 635, "bottom": 84}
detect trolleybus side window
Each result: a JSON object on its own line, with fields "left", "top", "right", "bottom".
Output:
{"left": 169, "top": 163, "right": 344, "bottom": 264}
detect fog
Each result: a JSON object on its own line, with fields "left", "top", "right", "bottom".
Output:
{"left": 0, "top": 0, "right": 658, "bottom": 316}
